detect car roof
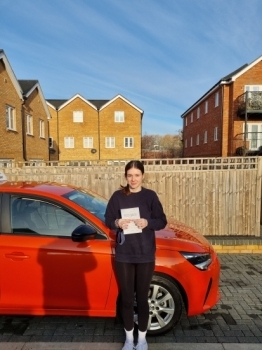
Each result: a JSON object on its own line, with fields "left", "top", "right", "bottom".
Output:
{"left": 0, "top": 180, "right": 76, "bottom": 197}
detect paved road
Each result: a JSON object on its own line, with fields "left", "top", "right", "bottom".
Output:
{"left": 0, "top": 254, "right": 261, "bottom": 349}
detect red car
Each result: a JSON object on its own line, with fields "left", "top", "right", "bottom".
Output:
{"left": 0, "top": 178, "right": 220, "bottom": 335}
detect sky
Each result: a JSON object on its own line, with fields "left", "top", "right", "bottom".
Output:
{"left": 1, "top": 0, "right": 262, "bottom": 135}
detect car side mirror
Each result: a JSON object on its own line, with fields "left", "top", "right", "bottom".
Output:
{"left": 71, "top": 224, "right": 97, "bottom": 242}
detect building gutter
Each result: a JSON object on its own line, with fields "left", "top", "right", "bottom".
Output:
{"left": 181, "top": 80, "right": 231, "bottom": 118}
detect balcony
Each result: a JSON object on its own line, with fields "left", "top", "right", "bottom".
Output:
{"left": 236, "top": 91, "right": 262, "bottom": 118}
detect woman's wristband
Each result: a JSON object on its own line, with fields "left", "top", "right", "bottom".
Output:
{"left": 115, "top": 219, "right": 120, "bottom": 228}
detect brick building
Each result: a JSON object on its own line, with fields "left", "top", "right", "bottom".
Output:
{"left": 181, "top": 55, "right": 262, "bottom": 157}
{"left": 1, "top": 49, "right": 143, "bottom": 165}
{"left": 47, "top": 94, "right": 143, "bottom": 162}
{"left": 0, "top": 50, "right": 50, "bottom": 164}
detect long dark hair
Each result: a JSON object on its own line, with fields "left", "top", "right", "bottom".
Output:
{"left": 121, "top": 160, "right": 144, "bottom": 195}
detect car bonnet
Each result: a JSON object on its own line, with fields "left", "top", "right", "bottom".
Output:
{"left": 155, "top": 219, "right": 211, "bottom": 251}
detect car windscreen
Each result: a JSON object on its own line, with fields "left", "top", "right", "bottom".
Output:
{"left": 63, "top": 189, "right": 107, "bottom": 222}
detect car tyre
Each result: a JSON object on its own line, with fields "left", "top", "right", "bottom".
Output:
{"left": 135, "top": 274, "right": 184, "bottom": 335}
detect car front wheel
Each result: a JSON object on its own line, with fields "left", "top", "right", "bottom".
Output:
{"left": 134, "top": 274, "right": 184, "bottom": 335}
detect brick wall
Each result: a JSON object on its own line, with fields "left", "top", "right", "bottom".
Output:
{"left": 1, "top": 51, "right": 142, "bottom": 164}
{"left": 48, "top": 96, "right": 142, "bottom": 161}
{"left": 23, "top": 88, "right": 49, "bottom": 161}
{"left": 183, "top": 59, "right": 262, "bottom": 157}
{"left": 0, "top": 60, "right": 24, "bottom": 161}
{"left": 48, "top": 106, "right": 58, "bottom": 161}
{"left": 99, "top": 97, "right": 141, "bottom": 160}
{"left": 56, "top": 97, "right": 99, "bottom": 161}
{"left": 230, "top": 60, "right": 262, "bottom": 155}
{"left": 183, "top": 86, "right": 223, "bottom": 157}
{"left": 223, "top": 84, "right": 232, "bottom": 156}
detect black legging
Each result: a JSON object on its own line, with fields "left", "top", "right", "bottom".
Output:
{"left": 115, "top": 261, "right": 155, "bottom": 332}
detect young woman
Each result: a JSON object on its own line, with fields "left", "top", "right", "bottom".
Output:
{"left": 105, "top": 160, "right": 167, "bottom": 350}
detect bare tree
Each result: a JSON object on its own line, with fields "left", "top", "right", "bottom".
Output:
{"left": 141, "top": 134, "right": 156, "bottom": 151}
{"left": 142, "top": 132, "right": 182, "bottom": 158}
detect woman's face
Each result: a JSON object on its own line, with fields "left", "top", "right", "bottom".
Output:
{"left": 126, "top": 167, "right": 144, "bottom": 192}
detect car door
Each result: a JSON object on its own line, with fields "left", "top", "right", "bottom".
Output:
{"left": 0, "top": 194, "right": 114, "bottom": 314}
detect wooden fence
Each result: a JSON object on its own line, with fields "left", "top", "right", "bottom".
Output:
{"left": 1, "top": 157, "right": 262, "bottom": 237}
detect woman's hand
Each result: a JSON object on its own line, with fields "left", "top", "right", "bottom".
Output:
{"left": 134, "top": 218, "right": 148, "bottom": 230}
{"left": 117, "top": 218, "right": 131, "bottom": 230}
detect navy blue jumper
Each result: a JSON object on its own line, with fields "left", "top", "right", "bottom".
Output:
{"left": 104, "top": 187, "right": 167, "bottom": 263}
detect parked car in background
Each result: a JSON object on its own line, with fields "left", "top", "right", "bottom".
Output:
{"left": 0, "top": 176, "right": 220, "bottom": 335}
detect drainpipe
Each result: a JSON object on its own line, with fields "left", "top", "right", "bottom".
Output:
{"left": 220, "top": 86, "right": 224, "bottom": 156}
{"left": 98, "top": 109, "right": 100, "bottom": 160}
{"left": 140, "top": 113, "right": 143, "bottom": 159}
{"left": 48, "top": 116, "right": 50, "bottom": 162}
{"left": 57, "top": 109, "right": 59, "bottom": 161}
{"left": 21, "top": 99, "right": 27, "bottom": 162}
{"left": 243, "top": 91, "right": 248, "bottom": 156}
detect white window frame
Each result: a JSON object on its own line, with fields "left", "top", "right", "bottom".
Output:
{"left": 190, "top": 112, "right": 193, "bottom": 123}
{"left": 205, "top": 101, "right": 208, "bottom": 114}
{"left": 214, "top": 127, "right": 218, "bottom": 141}
{"left": 190, "top": 137, "right": 193, "bottom": 147}
{"left": 215, "top": 91, "right": 219, "bottom": 107}
{"left": 197, "top": 107, "right": 200, "bottom": 119}
{"left": 114, "top": 111, "right": 124, "bottom": 122}
{"left": 105, "top": 137, "right": 115, "bottom": 148}
{"left": 6, "top": 105, "right": 16, "bottom": 130}
{"left": 73, "top": 111, "right": 83, "bottom": 123}
{"left": 245, "top": 85, "right": 262, "bottom": 93}
{"left": 83, "top": 137, "right": 93, "bottom": 148}
{"left": 64, "top": 137, "right": 74, "bottom": 148}
{"left": 196, "top": 134, "right": 199, "bottom": 145}
{"left": 245, "top": 123, "right": 262, "bottom": 150}
{"left": 185, "top": 117, "right": 187, "bottom": 126}
{"left": 204, "top": 131, "right": 207, "bottom": 144}
{"left": 244, "top": 85, "right": 262, "bottom": 105}
{"left": 124, "top": 137, "right": 134, "bottom": 148}
{"left": 26, "top": 114, "right": 33, "bottom": 135}
{"left": 184, "top": 139, "right": 187, "bottom": 148}
{"left": 39, "top": 119, "right": 45, "bottom": 138}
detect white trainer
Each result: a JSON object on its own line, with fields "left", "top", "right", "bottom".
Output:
{"left": 135, "top": 341, "right": 148, "bottom": 350}
{"left": 122, "top": 340, "right": 135, "bottom": 350}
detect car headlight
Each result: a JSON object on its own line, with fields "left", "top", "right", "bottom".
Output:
{"left": 180, "top": 252, "right": 212, "bottom": 270}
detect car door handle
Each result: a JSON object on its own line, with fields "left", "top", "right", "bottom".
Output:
{"left": 5, "top": 252, "right": 30, "bottom": 261}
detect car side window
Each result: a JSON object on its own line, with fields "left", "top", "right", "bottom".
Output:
{"left": 11, "top": 197, "right": 84, "bottom": 237}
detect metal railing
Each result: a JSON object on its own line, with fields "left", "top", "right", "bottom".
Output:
{"left": 237, "top": 91, "right": 262, "bottom": 115}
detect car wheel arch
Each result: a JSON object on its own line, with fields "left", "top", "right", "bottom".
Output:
{"left": 152, "top": 271, "right": 188, "bottom": 314}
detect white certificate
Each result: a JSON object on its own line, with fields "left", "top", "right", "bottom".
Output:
{"left": 120, "top": 207, "right": 142, "bottom": 234}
